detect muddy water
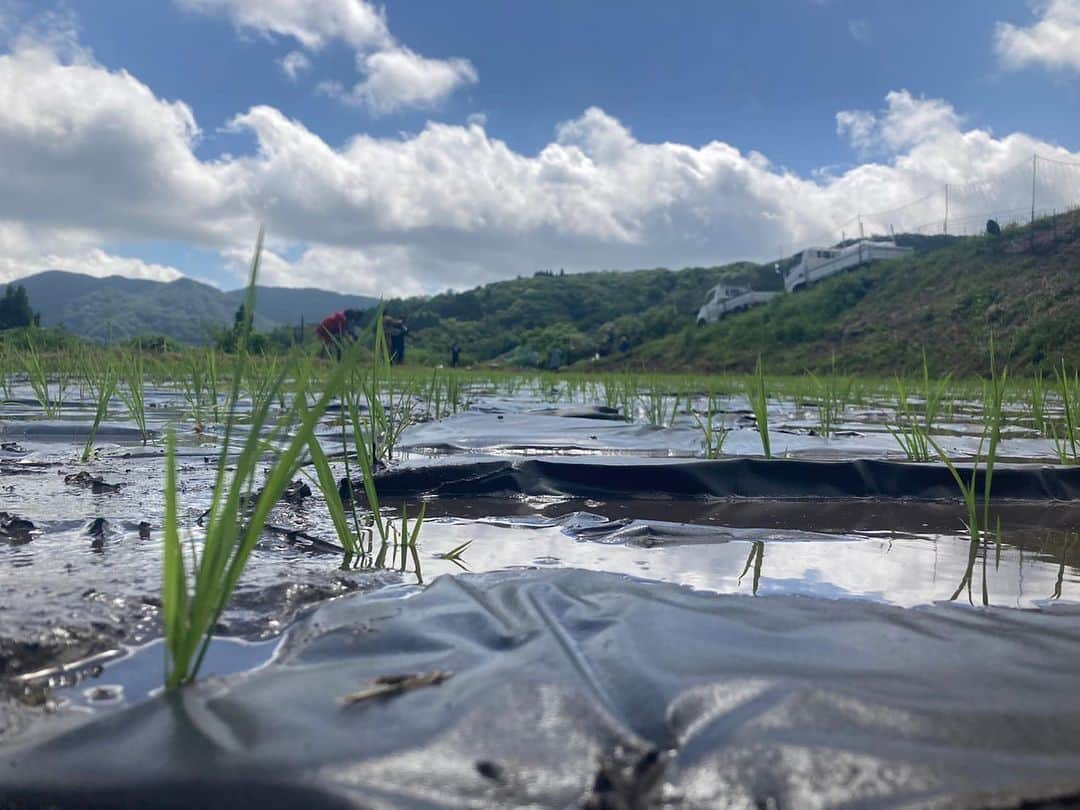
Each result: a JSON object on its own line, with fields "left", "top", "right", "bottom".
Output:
{"left": 2, "top": 378, "right": 1078, "bottom": 747}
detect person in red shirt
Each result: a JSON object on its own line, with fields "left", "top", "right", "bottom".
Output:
{"left": 316, "top": 309, "right": 363, "bottom": 359}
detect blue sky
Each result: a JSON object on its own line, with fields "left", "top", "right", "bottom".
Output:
{"left": 1, "top": 0, "right": 1079, "bottom": 294}
{"left": 79, "top": 1, "right": 1078, "bottom": 168}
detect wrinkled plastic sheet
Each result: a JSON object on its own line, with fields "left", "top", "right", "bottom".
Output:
{"left": 367, "top": 456, "right": 1080, "bottom": 502}
{"left": 5, "top": 568, "right": 1080, "bottom": 808}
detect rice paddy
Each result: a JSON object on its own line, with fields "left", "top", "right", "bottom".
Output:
{"left": 2, "top": 310, "right": 1080, "bottom": 738}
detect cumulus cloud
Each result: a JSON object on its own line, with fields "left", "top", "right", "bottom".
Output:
{"left": 996, "top": 0, "right": 1080, "bottom": 71}
{"left": 320, "top": 47, "right": 477, "bottom": 114}
{"left": 176, "top": 0, "right": 475, "bottom": 113}
{"left": 2, "top": 22, "right": 1080, "bottom": 296}
{"left": 836, "top": 90, "right": 961, "bottom": 154}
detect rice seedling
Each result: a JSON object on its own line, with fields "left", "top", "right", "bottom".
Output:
{"left": 808, "top": 355, "right": 851, "bottom": 437}
{"left": 693, "top": 389, "right": 729, "bottom": 458}
{"left": 746, "top": 356, "right": 771, "bottom": 458}
{"left": 345, "top": 386, "right": 386, "bottom": 542}
{"left": 182, "top": 352, "right": 210, "bottom": 429}
{"left": 888, "top": 350, "right": 953, "bottom": 462}
{"left": 446, "top": 371, "right": 466, "bottom": 415}
{"left": 602, "top": 373, "right": 637, "bottom": 420}
{"left": 927, "top": 340, "right": 1006, "bottom": 605}
{"left": 641, "top": 378, "right": 680, "bottom": 427}
{"left": 0, "top": 351, "right": 11, "bottom": 402}
{"left": 161, "top": 231, "right": 360, "bottom": 689}
{"left": 1028, "top": 369, "right": 1048, "bottom": 436}
{"left": 338, "top": 334, "right": 427, "bottom": 558}
{"left": 21, "top": 336, "right": 61, "bottom": 417}
{"left": 358, "top": 313, "right": 416, "bottom": 463}
{"left": 422, "top": 367, "right": 467, "bottom": 421}
{"left": 79, "top": 354, "right": 117, "bottom": 462}
{"left": 206, "top": 348, "right": 222, "bottom": 423}
{"left": 116, "top": 347, "right": 148, "bottom": 443}
{"left": 1051, "top": 360, "right": 1079, "bottom": 464}
{"left": 245, "top": 354, "right": 283, "bottom": 418}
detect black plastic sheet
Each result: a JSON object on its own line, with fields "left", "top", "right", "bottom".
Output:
{"left": 5, "top": 569, "right": 1080, "bottom": 808}
{"left": 366, "top": 457, "right": 1080, "bottom": 502}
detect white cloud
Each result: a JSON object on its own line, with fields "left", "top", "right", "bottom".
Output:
{"left": 3, "top": 22, "right": 1080, "bottom": 296}
{"left": 174, "top": 0, "right": 390, "bottom": 51}
{"left": 176, "top": 0, "right": 476, "bottom": 114}
{"left": 0, "top": 222, "right": 182, "bottom": 282}
{"left": 321, "top": 46, "right": 477, "bottom": 114}
{"left": 278, "top": 49, "right": 310, "bottom": 81}
{"left": 996, "top": 0, "right": 1080, "bottom": 71}
{"left": 836, "top": 109, "right": 877, "bottom": 153}
{"left": 836, "top": 90, "right": 961, "bottom": 153}
{"left": 0, "top": 31, "right": 243, "bottom": 245}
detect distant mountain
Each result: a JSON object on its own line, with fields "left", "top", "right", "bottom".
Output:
{"left": 10, "top": 271, "right": 378, "bottom": 344}
{"left": 222, "top": 285, "right": 378, "bottom": 330}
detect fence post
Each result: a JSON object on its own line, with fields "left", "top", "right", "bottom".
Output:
{"left": 1030, "top": 154, "right": 1037, "bottom": 252}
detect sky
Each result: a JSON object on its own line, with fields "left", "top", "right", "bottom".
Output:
{"left": 1, "top": 0, "right": 1079, "bottom": 296}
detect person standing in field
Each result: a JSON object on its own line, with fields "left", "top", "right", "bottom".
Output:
{"left": 382, "top": 313, "right": 408, "bottom": 364}
{"left": 316, "top": 309, "right": 363, "bottom": 360}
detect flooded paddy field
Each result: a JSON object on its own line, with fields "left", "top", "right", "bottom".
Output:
{"left": 3, "top": 366, "right": 1080, "bottom": 807}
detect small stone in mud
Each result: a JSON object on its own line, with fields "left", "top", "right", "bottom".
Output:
{"left": 338, "top": 476, "right": 354, "bottom": 502}
{"left": 64, "top": 471, "right": 123, "bottom": 494}
{"left": 84, "top": 685, "right": 123, "bottom": 703}
{"left": 0, "top": 511, "right": 37, "bottom": 543}
{"left": 138, "top": 521, "right": 152, "bottom": 539}
{"left": 282, "top": 480, "right": 313, "bottom": 504}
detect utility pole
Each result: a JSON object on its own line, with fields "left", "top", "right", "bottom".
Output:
{"left": 943, "top": 183, "right": 949, "bottom": 235}
{"left": 858, "top": 215, "right": 864, "bottom": 241}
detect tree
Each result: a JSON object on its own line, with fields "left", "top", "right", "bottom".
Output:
{"left": 0, "top": 284, "right": 35, "bottom": 330}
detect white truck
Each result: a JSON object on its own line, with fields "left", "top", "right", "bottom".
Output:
{"left": 696, "top": 284, "right": 780, "bottom": 325}
{"left": 783, "top": 239, "right": 913, "bottom": 293}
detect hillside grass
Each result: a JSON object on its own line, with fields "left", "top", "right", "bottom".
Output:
{"left": 612, "top": 214, "right": 1080, "bottom": 376}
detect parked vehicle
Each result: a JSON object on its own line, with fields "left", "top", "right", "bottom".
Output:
{"left": 697, "top": 284, "right": 780, "bottom": 325}
{"left": 784, "top": 239, "right": 913, "bottom": 292}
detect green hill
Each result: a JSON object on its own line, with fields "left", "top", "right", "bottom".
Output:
{"left": 621, "top": 215, "right": 1080, "bottom": 376}
{"left": 354, "top": 216, "right": 1078, "bottom": 375}
{"left": 11, "top": 271, "right": 377, "bottom": 344}
{"left": 362, "top": 261, "right": 781, "bottom": 366}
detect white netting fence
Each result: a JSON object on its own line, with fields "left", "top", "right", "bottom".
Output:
{"left": 829, "top": 154, "right": 1080, "bottom": 243}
